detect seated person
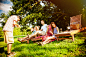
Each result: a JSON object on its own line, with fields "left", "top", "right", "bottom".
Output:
{"left": 18, "top": 26, "right": 39, "bottom": 41}
{"left": 31, "top": 27, "right": 35, "bottom": 35}
{"left": 31, "top": 26, "right": 39, "bottom": 35}
{"left": 28, "top": 20, "right": 47, "bottom": 38}
{"left": 18, "top": 20, "right": 47, "bottom": 41}
{"left": 35, "top": 24, "right": 52, "bottom": 41}
{"left": 39, "top": 22, "right": 59, "bottom": 46}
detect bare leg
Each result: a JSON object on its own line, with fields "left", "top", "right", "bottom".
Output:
{"left": 72, "top": 35, "right": 74, "bottom": 41}
{"left": 18, "top": 31, "right": 44, "bottom": 42}
{"left": 7, "top": 43, "right": 12, "bottom": 54}
{"left": 20, "top": 36, "right": 28, "bottom": 40}
{"left": 29, "top": 31, "right": 44, "bottom": 38}
{"left": 42, "top": 36, "right": 55, "bottom": 45}
{"left": 44, "top": 40, "right": 51, "bottom": 44}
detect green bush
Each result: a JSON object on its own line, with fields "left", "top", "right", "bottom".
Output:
{"left": 13, "top": 27, "right": 21, "bottom": 36}
{"left": 13, "top": 27, "right": 32, "bottom": 36}
{"left": 20, "top": 31, "right": 32, "bottom": 35}
{"left": 0, "top": 27, "right": 3, "bottom": 37}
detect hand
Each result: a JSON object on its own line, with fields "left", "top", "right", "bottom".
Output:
{"left": 18, "top": 25, "right": 21, "bottom": 28}
{"left": 31, "top": 28, "right": 34, "bottom": 32}
{"left": 46, "top": 33, "right": 47, "bottom": 35}
{"left": 49, "top": 31, "right": 53, "bottom": 35}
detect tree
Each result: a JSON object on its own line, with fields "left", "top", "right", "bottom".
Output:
{"left": 81, "top": 7, "right": 86, "bottom": 27}
{"left": 0, "top": 0, "right": 73, "bottom": 31}
{"left": 0, "top": 27, "right": 3, "bottom": 37}
{"left": 0, "top": 13, "right": 9, "bottom": 27}
{"left": 44, "top": 0, "right": 86, "bottom": 16}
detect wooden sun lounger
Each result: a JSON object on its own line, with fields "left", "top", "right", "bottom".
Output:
{"left": 21, "top": 27, "right": 86, "bottom": 43}
{"left": 55, "top": 27, "right": 86, "bottom": 41}
{"left": 21, "top": 36, "right": 43, "bottom": 44}
{"left": 31, "top": 37, "right": 43, "bottom": 42}
{"left": 22, "top": 27, "right": 86, "bottom": 43}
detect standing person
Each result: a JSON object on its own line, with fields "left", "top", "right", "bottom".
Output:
{"left": 3, "top": 15, "right": 21, "bottom": 56}
{"left": 40, "top": 22, "right": 59, "bottom": 46}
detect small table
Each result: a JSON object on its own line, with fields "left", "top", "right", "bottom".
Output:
{"left": 55, "top": 29, "right": 81, "bottom": 41}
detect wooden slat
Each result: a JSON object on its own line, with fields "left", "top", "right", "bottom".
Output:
{"left": 57, "top": 38, "right": 72, "bottom": 39}
{"left": 55, "top": 32, "right": 71, "bottom": 36}
{"left": 31, "top": 38, "right": 42, "bottom": 41}
{"left": 55, "top": 34, "right": 71, "bottom": 36}
{"left": 70, "top": 30, "right": 80, "bottom": 35}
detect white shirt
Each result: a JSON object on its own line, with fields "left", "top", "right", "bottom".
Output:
{"left": 41, "top": 24, "right": 47, "bottom": 33}
{"left": 3, "top": 15, "right": 18, "bottom": 32}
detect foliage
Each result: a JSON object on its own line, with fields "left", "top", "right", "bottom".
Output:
{"left": 81, "top": 7, "right": 86, "bottom": 27}
{"left": 0, "top": 27, "right": 3, "bottom": 37}
{"left": 75, "top": 32, "right": 86, "bottom": 37}
{"left": 0, "top": 0, "right": 86, "bottom": 31}
{"left": 13, "top": 27, "right": 31, "bottom": 36}
{"left": 13, "top": 27, "right": 21, "bottom": 36}
{"left": 9, "top": 0, "right": 70, "bottom": 30}
{"left": 0, "top": 13, "right": 9, "bottom": 27}
{"left": 45, "top": 0, "right": 86, "bottom": 16}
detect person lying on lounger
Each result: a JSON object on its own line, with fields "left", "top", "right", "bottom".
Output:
{"left": 38, "top": 22, "right": 59, "bottom": 46}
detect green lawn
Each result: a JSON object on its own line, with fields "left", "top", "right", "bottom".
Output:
{"left": 0, "top": 33, "right": 86, "bottom": 57}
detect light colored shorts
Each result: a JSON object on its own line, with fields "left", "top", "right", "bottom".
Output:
{"left": 37, "top": 31, "right": 46, "bottom": 35}
{"left": 4, "top": 31, "right": 14, "bottom": 44}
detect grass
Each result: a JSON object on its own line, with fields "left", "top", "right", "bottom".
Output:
{"left": 0, "top": 33, "right": 86, "bottom": 57}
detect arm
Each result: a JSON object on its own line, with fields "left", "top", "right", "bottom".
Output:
{"left": 14, "top": 21, "right": 20, "bottom": 28}
{"left": 37, "top": 26, "right": 40, "bottom": 31}
{"left": 31, "top": 28, "right": 34, "bottom": 32}
{"left": 40, "top": 29, "right": 43, "bottom": 31}
{"left": 14, "top": 24, "right": 20, "bottom": 28}
{"left": 40, "top": 26, "right": 43, "bottom": 31}
{"left": 49, "top": 31, "right": 53, "bottom": 35}
{"left": 49, "top": 28, "right": 53, "bottom": 35}
{"left": 46, "top": 25, "right": 49, "bottom": 35}
{"left": 56, "top": 27, "right": 59, "bottom": 33}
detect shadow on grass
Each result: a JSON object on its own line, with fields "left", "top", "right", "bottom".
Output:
{"left": 14, "top": 35, "right": 26, "bottom": 39}
{"left": 0, "top": 37, "right": 4, "bottom": 42}
{"left": 0, "top": 47, "right": 4, "bottom": 53}
{"left": 51, "top": 40, "right": 62, "bottom": 44}
{"left": 12, "top": 42, "right": 22, "bottom": 47}
{"left": 0, "top": 47, "right": 8, "bottom": 55}
{"left": 75, "top": 39, "right": 86, "bottom": 57}
{"left": 12, "top": 46, "right": 24, "bottom": 52}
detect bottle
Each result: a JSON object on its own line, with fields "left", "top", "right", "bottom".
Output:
{"left": 67, "top": 24, "right": 70, "bottom": 31}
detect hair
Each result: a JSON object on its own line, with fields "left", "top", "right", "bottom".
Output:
{"left": 17, "top": 15, "right": 22, "bottom": 21}
{"left": 51, "top": 22, "right": 56, "bottom": 33}
{"left": 41, "top": 20, "right": 44, "bottom": 22}
{"left": 34, "top": 26, "right": 39, "bottom": 31}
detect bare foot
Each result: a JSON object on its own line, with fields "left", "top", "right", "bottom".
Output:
{"left": 18, "top": 38, "right": 22, "bottom": 42}
{"left": 7, "top": 52, "right": 16, "bottom": 57}
{"left": 40, "top": 42, "right": 45, "bottom": 46}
